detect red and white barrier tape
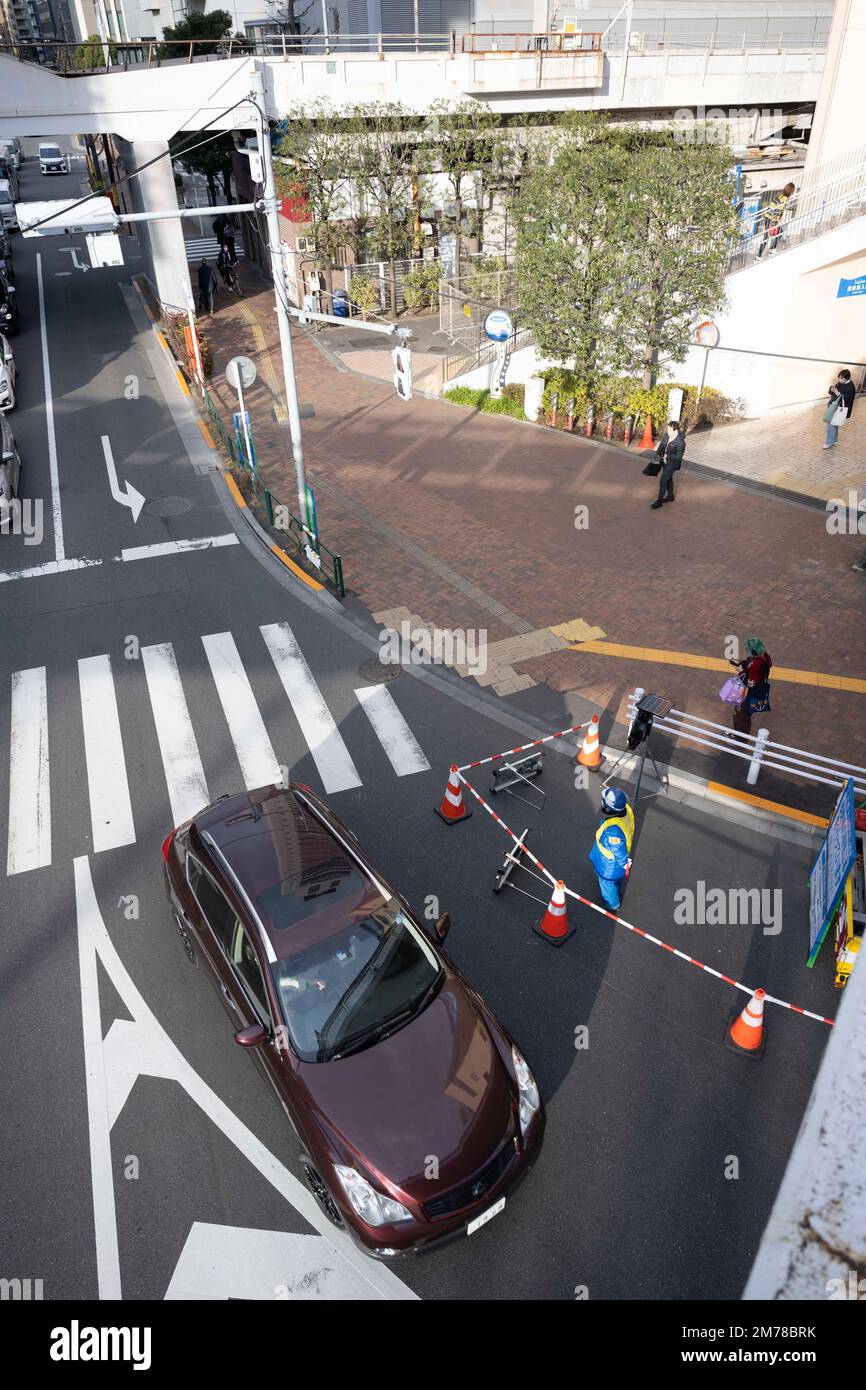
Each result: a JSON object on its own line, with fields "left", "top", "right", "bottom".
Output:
{"left": 457, "top": 718, "right": 591, "bottom": 773}
{"left": 454, "top": 768, "right": 835, "bottom": 1029}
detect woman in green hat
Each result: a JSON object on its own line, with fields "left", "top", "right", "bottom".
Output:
{"left": 728, "top": 638, "right": 773, "bottom": 736}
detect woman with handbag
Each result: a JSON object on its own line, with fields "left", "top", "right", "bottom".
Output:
{"left": 822, "top": 369, "right": 855, "bottom": 449}
{"left": 726, "top": 638, "right": 772, "bottom": 736}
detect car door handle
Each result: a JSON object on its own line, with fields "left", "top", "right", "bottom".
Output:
{"left": 220, "top": 985, "right": 238, "bottom": 1011}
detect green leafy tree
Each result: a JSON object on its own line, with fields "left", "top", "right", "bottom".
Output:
{"left": 158, "top": 11, "right": 239, "bottom": 58}
{"left": 347, "top": 274, "right": 379, "bottom": 319}
{"left": 424, "top": 100, "right": 504, "bottom": 277}
{"left": 350, "top": 102, "right": 420, "bottom": 316}
{"left": 73, "top": 33, "right": 117, "bottom": 68}
{"left": 618, "top": 131, "right": 736, "bottom": 388}
{"left": 513, "top": 115, "right": 633, "bottom": 393}
{"left": 170, "top": 130, "right": 236, "bottom": 208}
{"left": 273, "top": 99, "right": 359, "bottom": 304}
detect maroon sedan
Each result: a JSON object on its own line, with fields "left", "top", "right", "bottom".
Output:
{"left": 162, "top": 783, "right": 544, "bottom": 1257}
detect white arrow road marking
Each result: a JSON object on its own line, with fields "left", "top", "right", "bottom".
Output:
{"left": 165, "top": 1223, "right": 384, "bottom": 1300}
{"left": 101, "top": 435, "right": 146, "bottom": 523}
{"left": 59, "top": 245, "right": 89, "bottom": 272}
{"left": 73, "top": 857, "right": 416, "bottom": 1301}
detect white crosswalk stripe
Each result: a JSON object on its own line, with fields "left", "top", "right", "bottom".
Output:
{"left": 141, "top": 643, "right": 210, "bottom": 829}
{"left": 354, "top": 685, "right": 431, "bottom": 777}
{"left": 78, "top": 655, "right": 136, "bottom": 854}
{"left": 3, "top": 626, "right": 429, "bottom": 874}
{"left": 7, "top": 667, "right": 51, "bottom": 875}
{"left": 202, "top": 631, "right": 283, "bottom": 791}
{"left": 261, "top": 622, "right": 362, "bottom": 795}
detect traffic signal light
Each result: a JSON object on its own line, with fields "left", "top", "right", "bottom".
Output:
{"left": 392, "top": 344, "right": 412, "bottom": 401}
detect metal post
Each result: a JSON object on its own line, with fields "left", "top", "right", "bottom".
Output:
{"left": 413, "top": 0, "right": 419, "bottom": 52}
{"left": 697, "top": 345, "right": 711, "bottom": 402}
{"left": 236, "top": 376, "right": 255, "bottom": 475}
{"left": 620, "top": 0, "right": 633, "bottom": 100}
{"left": 747, "top": 727, "right": 770, "bottom": 786}
{"left": 321, "top": 0, "right": 330, "bottom": 53}
{"left": 250, "top": 64, "right": 309, "bottom": 530}
{"left": 187, "top": 294, "right": 204, "bottom": 390}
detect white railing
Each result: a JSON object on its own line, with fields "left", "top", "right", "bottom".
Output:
{"left": 729, "top": 156, "right": 866, "bottom": 271}
{"left": 627, "top": 688, "right": 866, "bottom": 799}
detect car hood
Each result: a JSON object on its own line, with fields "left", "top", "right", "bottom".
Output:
{"left": 299, "top": 973, "right": 516, "bottom": 1200}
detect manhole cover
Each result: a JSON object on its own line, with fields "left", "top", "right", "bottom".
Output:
{"left": 145, "top": 496, "right": 192, "bottom": 517}
{"left": 358, "top": 658, "right": 402, "bottom": 684}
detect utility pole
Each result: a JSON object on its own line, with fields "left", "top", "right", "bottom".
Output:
{"left": 249, "top": 64, "right": 309, "bottom": 532}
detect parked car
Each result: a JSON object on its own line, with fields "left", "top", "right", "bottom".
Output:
{"left": 0, "top": 140, "right": 21, "bottom": 172}
{"left": 0, "top": 414, "right": 22, "bottom": 531}
{"left": 39, "top": 142, "right": 68, "bottom": 175}
{"left": 0, "top": 158, "right": 18, "bottom": 201}
{"left": 0, "top": 225, "right": 12, "bottom": 279}
{"left": 0, "top": 272, "right": 17, "bottom": 334}
{"left": 163, "top": 783, "right": 544, "bottom": 1258}
{"left": 0, "top": 334, "right": 16, "bottom": 411}
{"left": 0, "top": 180, "right": 18, "bottom": 233}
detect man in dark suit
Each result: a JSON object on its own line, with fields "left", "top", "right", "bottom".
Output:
{"left": 649, "top": 421, "right": 685, "bottom": 508}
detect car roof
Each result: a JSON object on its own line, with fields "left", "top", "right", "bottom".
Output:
{"left": 197, "top": 786, "right": 390, "bottom": 963}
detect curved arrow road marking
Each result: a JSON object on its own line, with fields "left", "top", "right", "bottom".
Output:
{"left": 73, "top": 856, "right": 416, "bottom": 1301}
{"left": 101, "top": 436, "right": 145, "bottom": 524}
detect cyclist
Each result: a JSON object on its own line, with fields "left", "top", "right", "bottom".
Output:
{"left": 217, "top": 236, "right": 239, "bottom": 293}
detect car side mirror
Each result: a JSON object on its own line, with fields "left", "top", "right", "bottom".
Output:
{"left": 234, "top": 1022, "right": 268, "bottom": 1048}
{"left": 434, "top": 912, "right": 451, "bottom": 944}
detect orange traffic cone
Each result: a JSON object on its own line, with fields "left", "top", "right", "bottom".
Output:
{"left": 725, "top": 988, "right": 766, "bottom": 1057}
{"left": 576, "top": 715, "right": 602, "bottom": 769}
{"left": 435, "top": 765, "right": 472, "bottom": 824}
{"left": 534, "top": 879, "right": 574, "bottom": 947}
{"left": 638, "top": 415, "right": 654, "bottom": 449}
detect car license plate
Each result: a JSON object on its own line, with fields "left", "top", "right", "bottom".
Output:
{"left": 467, "top": 1196, "right": 505, "bottom": 1236}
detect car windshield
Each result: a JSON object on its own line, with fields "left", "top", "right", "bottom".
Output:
{"left": 42, "top": 147, "right": 61, "bottom": 159}
{"left": 270, "top": 902, "right": 442, "bottom": 1063}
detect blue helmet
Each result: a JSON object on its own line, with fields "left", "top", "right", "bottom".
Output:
{"left": 601, "top": 786, "right": 627, "bottom": 816}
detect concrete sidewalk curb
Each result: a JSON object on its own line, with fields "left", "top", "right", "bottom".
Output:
{"left": 130, "top": 276, "right": 342, "bottom": 607}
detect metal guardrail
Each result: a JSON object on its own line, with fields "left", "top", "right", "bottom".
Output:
{"left": 0, "top": 21, "right": 828, "bottom": 74}
{"left": 729, "top": 177, "right": 866, "bottom": 272}
{"left": 628, "top": 689, "right": 866, "bottom": 800}
{"left": 443, "top": 325, "right": 533, "bottom": 385}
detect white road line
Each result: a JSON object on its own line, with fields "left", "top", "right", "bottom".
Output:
{"left": 260, "top": 622, "right": 362, "bottom": 794}
{"left": 36, "top": 252, "right": 65, "bottom": 562}
{"left": 7, "top": 667, "right": 51, "bottom": 875}
{"left": 73, "top": 856, "right": 415, "bottom": 1301}
{"left": 117, "top": 535, "right": 239, "bottom": 562}
{"left": 141, "top": 643, "right": 209, "bottom": 827}
{"left": 78, "top": 655, "right": 136, "bottom": 854}
{"left": 354, "top": 685, "right": 431, "bottom": 777}
{"left": 202, "top": 632, "right": 283, "bottom": 791}
{"left": 0, "top": 557, "right": 102, "bottom": 584}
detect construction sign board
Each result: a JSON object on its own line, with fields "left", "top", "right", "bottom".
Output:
{"left": 807, "top": 779, "right": 856, "bottom": 967}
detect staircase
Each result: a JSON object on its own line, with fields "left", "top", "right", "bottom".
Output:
{"left": 728, "top": 145, "right": 866, "bottom": 272}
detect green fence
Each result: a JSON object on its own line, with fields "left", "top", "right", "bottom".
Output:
{"left": 202, "top": 388, "right": 237, "bottom": 466}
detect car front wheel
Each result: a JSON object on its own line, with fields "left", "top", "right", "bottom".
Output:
{"left": 300, "top": 1155, "right": 344, "bottom": 1228}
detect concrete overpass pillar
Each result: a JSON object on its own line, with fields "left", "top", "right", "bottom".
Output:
{"left": 112, "top": 135, "right": 192, "bottom": 311}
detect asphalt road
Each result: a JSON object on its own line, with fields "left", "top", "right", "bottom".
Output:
{"left": 0, "top": 152, "right": 840, "bottom": 1303}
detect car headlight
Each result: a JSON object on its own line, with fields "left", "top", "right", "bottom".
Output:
{"left": 334, "top": 1166, "right": 413, "bottom": 1227}
{"left": 511, "top": 1045, "right": 540, "bottom": 1137}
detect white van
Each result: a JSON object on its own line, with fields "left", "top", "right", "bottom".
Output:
{"left": 0, "top": 140, "right": 21, "bottom": 172}
{"left": 0, "top": 180, "right": 18, "bottom": 232}
{"left": 39, "top": 143, "right": 68, "bottom": 175}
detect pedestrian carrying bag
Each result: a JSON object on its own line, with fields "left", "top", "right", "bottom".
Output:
{"left": 719, "top": 676, "right": 746, "bottom": 705}
{"left": 822, "top": 399, "right": 839, "bottom": 423}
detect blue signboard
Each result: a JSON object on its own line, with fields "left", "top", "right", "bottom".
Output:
{"left": 807, "top": 778, "right": 857, "bottom": 967}
{"left": 837, "top": 274, "right": 866, "bottom": 298}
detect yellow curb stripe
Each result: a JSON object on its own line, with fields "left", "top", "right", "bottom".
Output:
{"left": 270, "top": 544, "right": 324, "bottom": 591}
{"left": 154, "top": 329, "right": 169, "bottom": 354}
{"left": 569, "top": 641, "right": 866, "bottom": 694}
{"left": 197, "top": 420, "right": 216, "bottom": 449}
{"left": 224, "top": 474, "right": 247, "bottom": 509}
{"left": 707, "top": 782, "right": 830, "bottom": 828}
{"left": 175, "top": 369, "right": 190, "bottom": 397}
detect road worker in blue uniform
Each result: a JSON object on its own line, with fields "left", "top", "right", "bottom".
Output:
{"left": 589, "top": 787, "right": 635, "bottom": 910}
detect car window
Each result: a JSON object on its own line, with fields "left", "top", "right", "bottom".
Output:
{"left": 226, "top": 920, "right": 271, "bottom": 1023}
{"left": 186, "top": 854, "right": 236, "bottom": 954}
{"left": 270, "top": 904, "right": 441, "bottom": 1063}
